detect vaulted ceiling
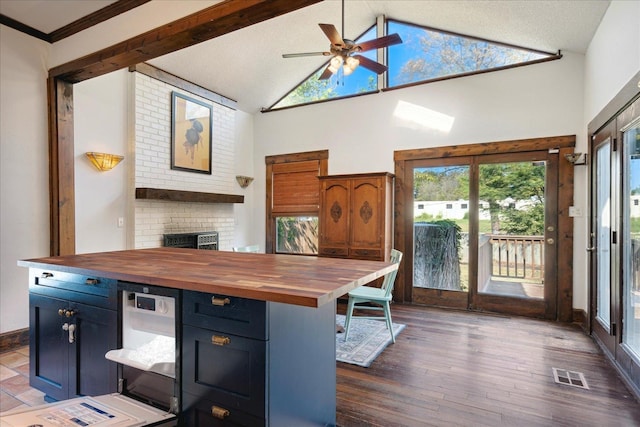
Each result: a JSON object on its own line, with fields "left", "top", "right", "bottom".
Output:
{"left": 1, "top": 0, "right": 611, "bottom": 113}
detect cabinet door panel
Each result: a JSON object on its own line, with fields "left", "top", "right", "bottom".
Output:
{"left": 29, "top": 293, "right": 68, "bottom": 401}
{"left": 319, "top": 180, "right": 350, "bottom": 247}
{"left": 70, "top": 302, "right": 118, "bottom": 398}
{"left": 183, "top": 325, "right": 266, "bottom": 418}
{"left": 351, "top": 178, "right": 383, "bottom": 248}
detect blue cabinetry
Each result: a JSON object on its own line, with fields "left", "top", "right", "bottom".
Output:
{"left": 181, "top": 290, "right": 337, "bottom": 426}
{"left": 28, "top": 269, "right": 118, "bottom": 401}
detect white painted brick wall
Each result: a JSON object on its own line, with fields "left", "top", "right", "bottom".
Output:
{"left": 133, "top": 73, "right": 237, "bottom": 249}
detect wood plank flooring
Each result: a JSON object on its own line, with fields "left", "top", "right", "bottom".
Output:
{"left": 336, "top": 303, "right": 640, "bottom": 427}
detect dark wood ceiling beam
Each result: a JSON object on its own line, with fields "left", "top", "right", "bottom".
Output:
{"left": 49, "top": 0, "right": 322, "bottom": 82}
{"left": 49, "top": 0, "right": 153, "bottom": 43}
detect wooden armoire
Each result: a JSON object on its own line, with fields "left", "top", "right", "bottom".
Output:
{"left": 318, "top": 172, "right": 394, "bottom": 262}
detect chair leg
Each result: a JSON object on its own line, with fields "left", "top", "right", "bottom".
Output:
{"left": 383, "top": 301, "right": 395, "bottom": 343}
{"left": 344, "top": 297, "right": 356, "bottom": 341}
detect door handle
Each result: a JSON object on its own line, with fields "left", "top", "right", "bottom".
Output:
{"left": 62, "top": 323, "right": 76, "bottom": 343}
{"left": 586, "top": 247, "right": 595, "bottom": 252}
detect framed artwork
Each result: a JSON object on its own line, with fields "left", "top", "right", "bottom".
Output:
{"left": 171, "top": 91, "right": 212, "bottom": 174}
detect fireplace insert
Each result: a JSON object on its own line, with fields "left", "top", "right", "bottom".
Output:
{"left": 163, "top": 231, "right": 218, "bottom": 250}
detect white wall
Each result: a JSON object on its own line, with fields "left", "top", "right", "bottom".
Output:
{"left": 74, "top": 70, "right": 129, "bottom": 254}
{"left": 233, "top": 110, "right": 258, "bottom": 249}
{"left": 584, "top": 0, "right": 640, "bottom": 123}
{"left": 0, "top": 26, "right": 51, "bottom": 333}
{"left": 253, "top": 52, "right": 588, "bottom": 308}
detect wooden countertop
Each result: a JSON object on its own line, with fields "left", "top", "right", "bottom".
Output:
{"left": 18, "top": 248, "right": 397, "bottom": 308}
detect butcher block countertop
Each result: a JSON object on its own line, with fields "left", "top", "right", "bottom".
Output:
{"left": 18, "top": 248, "right": 397, "bottom": 308}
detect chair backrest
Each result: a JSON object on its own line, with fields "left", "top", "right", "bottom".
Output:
{"left": 233, "top": 244, "right": 260, "bottom": 253}
{"left": 382, "top": 249, "right": 403, "bottom": 298}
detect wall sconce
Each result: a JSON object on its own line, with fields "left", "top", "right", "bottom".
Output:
{"left": 236, "top": 175, "right": 254, "bottom": 188}
{"left": 564, "top": 152, "right": 587, "bottom": 166}
{"left": 86, "top": 152, "right": 124, "bottom": 171}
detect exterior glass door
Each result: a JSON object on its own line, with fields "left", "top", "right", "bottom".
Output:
{"left": 591, "top": 123, "right": 617, "bottom": 354}
{"left": 477, "top": 160, "right": 546, "bottom": 300}
{"left": 410, "top": 150, "right": 558, "bottom": 318}
{"left": 471, "top": 152, "right": 556, "bottom": 318}
{"left": 622, "top": 118, "right": 640, "bottom": 357}
{"left": 588, "top": 94, "right": 640, "bottom": 394}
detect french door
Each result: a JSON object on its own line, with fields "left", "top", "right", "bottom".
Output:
{"left": 395, "top": 136, "right": 574, "bottom": 320}
{"left": 590, "top": 97, "right": 640, "bottom": 379}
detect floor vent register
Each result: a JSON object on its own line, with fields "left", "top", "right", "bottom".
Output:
{"left": 552, "top": 367, "right": 589, "bottom": 389}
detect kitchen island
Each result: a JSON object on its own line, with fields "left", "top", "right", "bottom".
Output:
{"left": 19, "top": 248, "right": 396, "bottom": 426}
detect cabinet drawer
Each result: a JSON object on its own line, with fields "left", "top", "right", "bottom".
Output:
{"left": 183, "top": 291, "right": 266, "bottom": 340}
{"left": 30, "top": 269, "right": 117, "bottom": 310}
{"left": 318, "top": 247, "right": 349, "bottom": 257}
{"left": 182, "top": 391, "right": 264, "bottom": 427}
{"left": 182, "top": 325, "right": 266, "bottom": 418}
{"left": 349, "top": 248, "right": 383, "bottom": 260}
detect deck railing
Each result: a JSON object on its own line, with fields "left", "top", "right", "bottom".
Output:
{"left": 486, "top": 234, "right": 545, "bottom": 280}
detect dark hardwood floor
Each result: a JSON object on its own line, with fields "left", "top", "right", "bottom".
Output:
{"left": 336, "top": 303, "right": 640, "bottom": 427}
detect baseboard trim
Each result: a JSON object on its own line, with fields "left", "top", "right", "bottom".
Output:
{"left": 572, "top": 309, "right": 588, "bottom": 333}
{"left": 0, "top": 328, "right": 29, "bottom": 353}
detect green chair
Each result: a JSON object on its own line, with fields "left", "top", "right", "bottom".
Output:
{"left": 344, "top": 249, "right": 403, "bottom": 343}
{"left": 233, "top": 244, "right": 260, "bottom": 253}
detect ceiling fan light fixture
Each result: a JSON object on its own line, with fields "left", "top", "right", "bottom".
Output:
{"left": 343, "top": 56, "right": 360, "bottom": 75}
{"left": 328, "top": 55, "right": 344, "bottom": 74}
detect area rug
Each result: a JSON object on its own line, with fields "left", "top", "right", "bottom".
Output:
{"left": 335, "top": 314, "right": 406, "bottom": 367}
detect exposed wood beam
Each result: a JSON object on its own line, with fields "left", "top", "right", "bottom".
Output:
{"left": 50, "top": 0, "right": 153, "bottom": 43}
{"left": 48, "top": 78, "right": 76, "bottom": 256}
{"left": 49, "top": 0, "right": 322, "bottom": 82}
{"left": 0, "top": 0, "right": 151, "bottom": 44}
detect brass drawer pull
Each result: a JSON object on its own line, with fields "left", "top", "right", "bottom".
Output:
{"left": 211, "top": 296, "right": 230, "bottom": 306}
{"left": 211, "top": 405, "right": 230, "bottom": 419}
{"left": 42, "top": 272, "right": 53, "bottom": 278}
{"left": 85, "top": 278, "right": 99, "bottom": 285}
{"left": 212, "top": 335, "right": 230, "bottom": 346}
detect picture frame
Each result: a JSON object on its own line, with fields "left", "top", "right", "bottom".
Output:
{"left": 171, "top": 91, "right": 213, "bottom": 174}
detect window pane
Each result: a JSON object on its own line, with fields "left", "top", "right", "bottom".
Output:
{"left": 478, "top": 161, "right": 546, "bottom": 299}
{"left": 596, "top": 143, "right": 612, "bottom": 328}
{"left": 413, "top": 166, "right": 469, "bottom": 292}
{"left": 270, "top": 27, "right": 378, "bottom": 110}
{"left": 387, "top": 20, "right": 553, "bottom": 88}
{"left": 623, "top": 120, "right": 640, "bottom": 356}
{"left": 276, "top": 217, "right": 318, "bottom": 254}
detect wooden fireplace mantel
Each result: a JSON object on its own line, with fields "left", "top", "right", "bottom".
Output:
{"left": 135, "top": 187, "right": 244, "bottom": 204}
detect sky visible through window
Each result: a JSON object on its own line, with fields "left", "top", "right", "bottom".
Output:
{"left": 269, "top": 20, "right": 556, "bottom": 110}
{"left": 271, "top": 27, "right": 379, "bottom": 110}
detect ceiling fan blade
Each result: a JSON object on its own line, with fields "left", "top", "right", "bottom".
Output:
{"left": 355, "top": 33, "right": 402, "bottom": 52}
{"left": 353, "top": 55, "right": 388, "bottom": 74}
{"left": 318, "top": 64, "right": 335, "bottom": 80}
{"left": 282, "top": 51, "right": 332, "bottom": 58}
{"left": 319, "top": 23, "right": 345, "bottom": 47}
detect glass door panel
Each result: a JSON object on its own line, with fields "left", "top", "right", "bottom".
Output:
{"left": 412, "top": 164, "right": 469, "bottom": 307}
{"left": 477, "top": 161, "right": 546, "bottom": 300}
{"left": 623, "top": 119, "right": 640, "bottom": 356}
{"left": 595, "top": 141, "right": 612, "bottom": 330}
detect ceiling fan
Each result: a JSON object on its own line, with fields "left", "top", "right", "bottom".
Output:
{"left": 282, "top": 0, "right": 402, "bottom": 80}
